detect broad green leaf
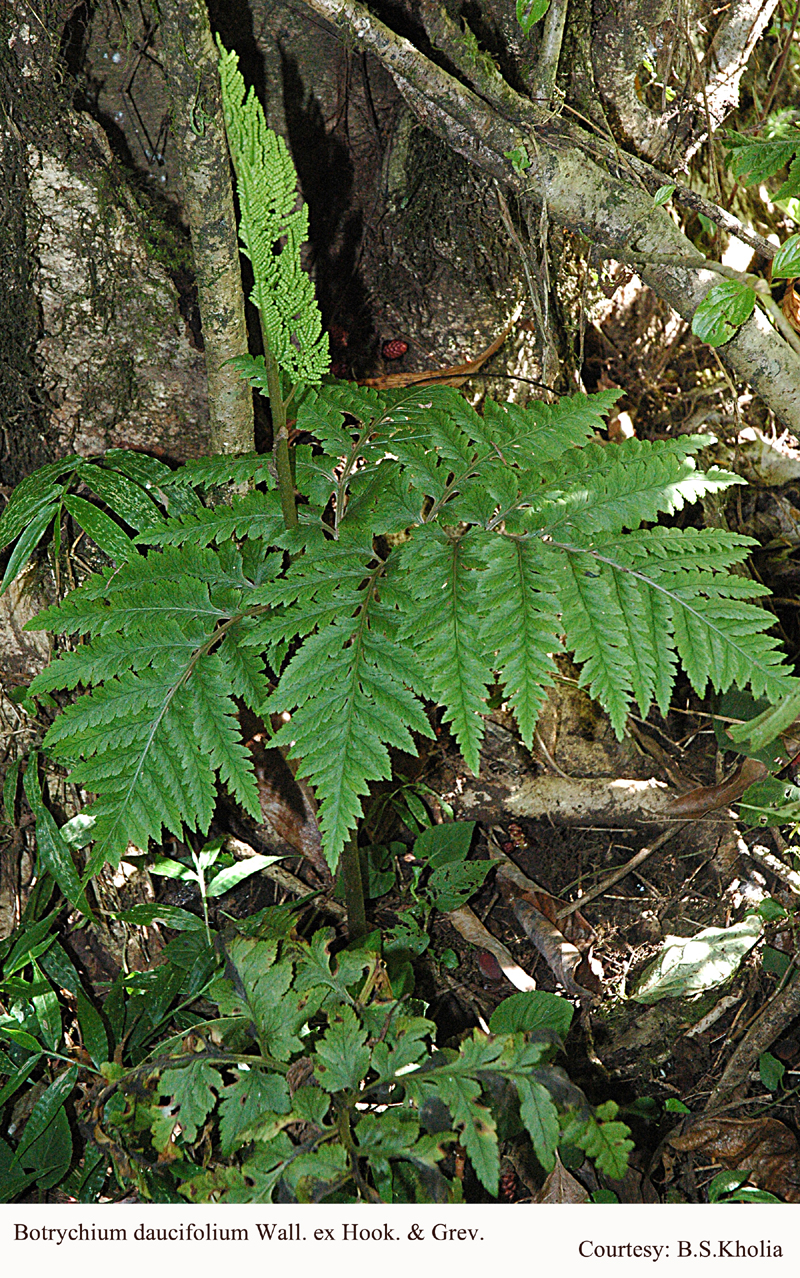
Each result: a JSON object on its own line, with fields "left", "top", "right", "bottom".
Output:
{"left": 489, "top": 991, "right": 574, "bottom": 1038}
{"left": 0, "top": 503, "right": 57, "bottom": 595}
{"left": 77, "top": 461, "right": 165, "bottom": 531}
{"left": 18, "top": 1105, "right": 72, "bottom": 1190}
{"left": 770, "top": 232, "right": 800, "bottom": 280}
{"left": 157, "top": 1060, "right": 223, "bottom": 1145}
{"left": 219, "top": 1070, "right": 291, "bottom": 1155}
{"left": 114, "top": 903, "right": 205, "bottom": 931}
{"left": 516, "top": 0, "right": 549, "bottom": 35}
{"left": 413, "top": 822, "right": 475, "bottom": 867}
{"left": 426, "top": 860, "right": 492, "bottom": 912}
{"left": 63, "top": 494, "right": 137, "bottom": 562}
{"left": 3, "top": 911, "right": 60, "bottom": 977}
{"left": 23, "top": 760, "right": 94, "bottom": 918}
{"left": 691, "top": 279, "right": 756, "bottom": 346}
{"left": 13, "top": 1065, "right": 78, "bottom": 1162}
{"left": 314, "top": 1005, "right": 371, "bottom": 1092}
{"left": 76, "top": 989, "right": 109, "bottom": 1067}
{"left": 0, "top": 1055, "right": 41, "bottom": 1109}
{"left": 0, "top": 458, "right": 72, "bottom": 551}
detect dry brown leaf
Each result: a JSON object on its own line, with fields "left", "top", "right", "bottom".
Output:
{"left": 666, "top": 756, "right": 767, "bottom": 818}
{"left": 669, "top": 1115, "right": 800, "bottom": 1202}
{"left": 446, "top": 905, "right": 537, "bottom": 991}
{"left": 237, "top": 706, "right": 331, "bottom": 885}
{"left": 359, "top": 301, "right": 524, "bottom": 389}
{"left": 782, "top": 280, "right": 800, "bottom": 334}
{"left": 536, "top": 1153, "right": 590, "bottom": 1203}
{"left": 502, "top": 885, "right": 602, "bottom": 1001}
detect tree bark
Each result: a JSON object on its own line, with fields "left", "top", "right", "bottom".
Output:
{"left": 157, "top": 0, "right": 254, "bottom": 455}
{"left": 301, "top": 0, "right": 800, "bottom": 433}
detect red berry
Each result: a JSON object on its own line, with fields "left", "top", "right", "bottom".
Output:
{"left": 382, "top": 338, "right": 408, "bottom": 360}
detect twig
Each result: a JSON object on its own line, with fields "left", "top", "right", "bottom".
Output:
{"left": 556, "top": 824, "right": 689, "bottom": 921}
{"left": 530, "top": 0, "right": 569, "bottom": 107}
{"left": 745, "top": 841, "right": 800, "bottom": 896}
{"left": 706, "top": 965, "right": 800, "bottom": 1110}
{"left": 224, "top": 835, "right": 346, "bottom": 919}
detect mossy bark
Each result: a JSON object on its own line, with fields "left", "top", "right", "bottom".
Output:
{"left": 157, "top": 0, "right": 254, "bottom": 455}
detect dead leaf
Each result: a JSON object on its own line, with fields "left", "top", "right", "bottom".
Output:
{"left": 501, "top": 882, "right": 602, "bottom": 1001}
{"left": 536, "top": 1153, "right": 590, "bottom": 1203}
{"left": 238, "top": 707, "right": 331, "bottom": 885}
{"left": 669, "top": 1115, "right": 800, "bottom": 1202}
{"left": 446, "top": 905, "right": 537, "bottom": 991}
{"left": 666, "top": 756, "right": 768, "bottom": 818}
{"left": 782, "top": 280, "right": 800, "bottom": 334}
{"left": 359, "top": 301, "right": 524, "bottom": 389}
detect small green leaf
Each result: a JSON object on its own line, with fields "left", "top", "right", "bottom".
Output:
{"left": 653, "top": 183, "right": 675, "bottom": 206}
{"left": 206, "top": 854, "right": 282, "bottom": 898}
{"left": 0, "top": 504, "right": 57, "bottom": 595}
{"left": 315, "top": 1005, "right": 371, "bottom": 1092}
{"left": 759, "top": 1050, "right": 785, "bottom": 1091}
{"left": 13, "top": 1065, "right": 78, "bottom": 1163}
{"left": 504, "top": 145, "right": 531, "bottom": 174}
{"left": 664, "top": 1097, "right": 691, "bottom": 1113}
{"left": 515, "top": 0, "right": 549, "bottom": 35}
{"left": 691, "top": 279, "right": 756, "bottom": 346}
{"left": 771, "top": 232, "right": 800, "bottom": 280}
{"left": 23, "top": 759, "right": 95, "bottom": 919}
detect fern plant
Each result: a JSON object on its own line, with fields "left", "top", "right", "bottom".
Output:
{"left": 1, "top": 44, "right": 797, "bottom": 882}
{"left": 0, "top": 896, "right": 632, "bottom": 1202}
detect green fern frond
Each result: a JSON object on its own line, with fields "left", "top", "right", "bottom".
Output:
{"left": 547, "top": 526, "right": 798, "bottom": 728}
{"left": 169, "top": 450, "right": 277, "bottom": 489}
{"left": 532, "top": 436, "right": 741, "bottom": 536}
{"left": 478, "top": 534, "right": 563, "bottom": 746}
{"left": 264, "top": 545, "right": 434, "bottom": 863}
{"left": 216, "top": 41, "right": 329, "bottom": 384}
{"left": 41, "top": 647, "right": 260, "bottom": 868}
{"left": 399, "top": 527, "right": 492, "bottom": 774}
{"left": 558, "top": 551, "right": 636, "bottom": 736}
{"left": 137, "top": 491, "right": 285, "bottom": 548}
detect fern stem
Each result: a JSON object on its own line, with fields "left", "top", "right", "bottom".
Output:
{"left": 338, "top": 837, "right": 367, "bottom": 939}
{"left": 261, "top": 337, "right": 298, "bottom": 531}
